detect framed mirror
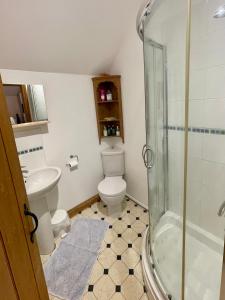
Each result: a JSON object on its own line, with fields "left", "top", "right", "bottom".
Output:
{"left": 3, "top": 84, "right": 48, "bottom": 126}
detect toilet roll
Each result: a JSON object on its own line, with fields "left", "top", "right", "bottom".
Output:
{"left": 67, "top": 158, "right": 78, "bottom": 169}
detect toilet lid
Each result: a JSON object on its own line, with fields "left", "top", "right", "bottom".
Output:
{"left": 98, "top": 177, "right": 126, "bottom": 197}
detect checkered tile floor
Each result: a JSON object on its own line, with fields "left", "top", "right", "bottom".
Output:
{"left": 43, "top": 197, "right": 149, "bottom": 300}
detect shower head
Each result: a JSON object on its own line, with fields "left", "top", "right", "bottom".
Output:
{"left": 214, "top": 5, "right": 225, "bottom": 18}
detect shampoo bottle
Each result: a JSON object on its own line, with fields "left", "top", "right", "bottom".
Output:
{"left": 100, "top": 89, "right": 106, "bottom": 101}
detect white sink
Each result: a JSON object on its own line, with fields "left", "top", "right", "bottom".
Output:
{"left": 25, "top": 166, "right": 61, "bottom": 255}
{"left": 26, "top": 167, "right": 61, "bottom": 201}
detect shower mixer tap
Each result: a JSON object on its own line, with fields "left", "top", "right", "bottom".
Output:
{"left": 218, "top": 201, "right": 225, "bottom": 217}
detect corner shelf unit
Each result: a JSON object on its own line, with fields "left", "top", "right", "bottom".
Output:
{"left": 92, "top": 75, "right": 124, "bottom": 143}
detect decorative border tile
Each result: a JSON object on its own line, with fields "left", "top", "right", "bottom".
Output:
{"left": 166, "top": 125, "right": 225, "bottom": 135}
{"left": 17, "top": 146, "right": 43, "bottom": 156}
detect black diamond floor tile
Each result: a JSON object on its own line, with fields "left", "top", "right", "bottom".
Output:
{"left": 103, "top": 269, "right": 109, "bottom": 275}
{"left": 129, "top": 269, "right": 134, "bottom": 275}
{"left": 88, "top": 285, "right": 94, "bottom": 292}
{"left": 115, "top": 285, "right": 121, "bottom": 292}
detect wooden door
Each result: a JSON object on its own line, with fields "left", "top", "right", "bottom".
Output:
{"left": 0, "top": 75, "right": 49, "bottom": 300}
{"left": 220, "top": 242, "right": 225, "bottom": 300}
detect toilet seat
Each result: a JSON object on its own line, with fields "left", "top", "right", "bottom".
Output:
{"left": 98, "top": 176, "right": 126, "bottom": 197}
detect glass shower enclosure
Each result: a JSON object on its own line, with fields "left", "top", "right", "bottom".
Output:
{"left": 138, "top": 0, "right": 225, "bottom": 299}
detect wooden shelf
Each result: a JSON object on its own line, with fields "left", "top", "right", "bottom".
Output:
{"left": 12, "top": 120, "right": 48, "bottom": 131}
{"left": 101, "top": 135, "right": 121, "bottom": 138}
{"left": 97, "top": 100, "right": 118, "bottom": 104}
{"left": 92, "top": 75, "right": 124, "bottom": 144}
{"left": 99, "top": 119, "right": 119, "bottom": 123}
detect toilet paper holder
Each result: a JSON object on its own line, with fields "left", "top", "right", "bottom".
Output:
{"left": 66, "top": 155, "right": 79, "bottom": 167}
{"left": 70, "top": 154, "right": 78, "bottom": 160}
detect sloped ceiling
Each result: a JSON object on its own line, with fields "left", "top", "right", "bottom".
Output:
{"left": 0, "top": 0, "right": 141, "bottom": 75}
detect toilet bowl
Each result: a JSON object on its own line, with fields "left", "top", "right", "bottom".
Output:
{"left": 98, "top": 176, "right": 126, "bottom": 216}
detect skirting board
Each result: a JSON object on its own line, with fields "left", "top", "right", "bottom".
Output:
{"left": 68, "top": 193, "right": 148, "bottom": 219}
{"left": 126, "top": 193, "right": 148, "bottom": 210}
{"left": 68, "top": 194, "right": 100, "bottom": 218}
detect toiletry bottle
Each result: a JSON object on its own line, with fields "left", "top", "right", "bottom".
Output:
{"left": 116, "top": 125, "right": 120, "bottom": 136}
{"left": 107, "top": 125, "right": 111, "bottom": 136}
{"left": 16, "top": 113, "right": 21, "bottom": 124}
{"left": 103, "top": 126, "right": 107, "bottom": 137}
{"left": 111, "top": 125, "right": 116, "bottom": 136}
{"left": 100, "top": 89, "right": 106, "bottom": 101}
{"left": 106, "top": 90, "right": 112, "bottom": 101}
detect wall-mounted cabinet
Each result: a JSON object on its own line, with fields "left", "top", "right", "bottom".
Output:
{"left": 92, "top": 75, "right": 124, "bottom": 143}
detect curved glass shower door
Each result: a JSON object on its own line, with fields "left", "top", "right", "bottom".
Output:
{"left": 143, "top": 0, "right": 188, "bottom": 299}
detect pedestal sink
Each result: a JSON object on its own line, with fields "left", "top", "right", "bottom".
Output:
{"left": 25, "top": 166, "right": 61, "bottom": 255}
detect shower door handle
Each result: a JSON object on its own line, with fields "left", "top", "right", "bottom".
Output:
{"left": 218, "top": 201, "right": 225, "bottom": 217}
{"left": 142, "top": 144, "right": 147, "bottom": 159}
{"left": 143, "top": 146, "right": 154, "bottom": 169}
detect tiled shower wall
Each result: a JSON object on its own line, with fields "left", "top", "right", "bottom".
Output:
{"left": 187, "top": 0, "right": 225, "bottom": 240}
{"left": 167, "top": 0, "right": 225, "bottom": 240}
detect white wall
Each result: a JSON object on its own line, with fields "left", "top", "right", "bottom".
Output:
{"left": 109, "top": 23, "right": 148, "bottom": 207}
{"left": 0, "top": 69, "right": 120, "bottom": 211}
{"left": 5, "top": 95, "right": 21, "bottom": 117}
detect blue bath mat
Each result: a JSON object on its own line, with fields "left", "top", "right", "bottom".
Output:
{"left": 44, "top": 217, "right": 108, "bottom": 300}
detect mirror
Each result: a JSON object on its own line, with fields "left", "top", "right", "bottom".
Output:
{"left": 3, "top": 84, "right": 48, "bottom": 125}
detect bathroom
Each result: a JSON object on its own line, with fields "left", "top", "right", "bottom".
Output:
{"left": 1, "top": 0, "right": 225, "bottom": 299}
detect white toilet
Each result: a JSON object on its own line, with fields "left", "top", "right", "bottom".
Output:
{"left": 98, "top": 147, "right": 126, "bottom": 216}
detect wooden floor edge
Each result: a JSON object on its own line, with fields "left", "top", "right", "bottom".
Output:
{"left": 68, "top": 194, "right": 100, "bottom": 218}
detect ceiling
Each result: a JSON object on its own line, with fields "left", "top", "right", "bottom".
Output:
{"left": 0, "top": 0, "right": 141, "bottom": 75}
